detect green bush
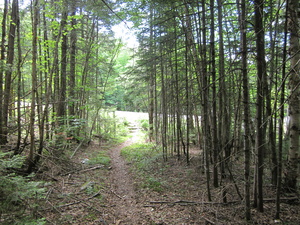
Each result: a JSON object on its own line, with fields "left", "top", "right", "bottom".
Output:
{"left": 0, "top": 152, "right": 46, "bottom": 224}
{"left": 139, "top": 119, "right": 149, "bottom": 131}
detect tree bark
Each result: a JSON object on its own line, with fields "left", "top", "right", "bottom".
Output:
{"left": 210, "top": 0, "right": 219, "bottom": 188}
{"left": 275, "top": 1, "right": 289, "bottom": 218}
{"left": 69, "top": 2, "right": 77, "bottom": 117}
{"left": 15, "top": 0, "right": 22, "bottom": 154}
{"left": 0, "top": 0, "right": 8, "bottom": 145}
{"left": 284, "top": 0, "right": 300, "bottom": 192}
{"left": 27, "top": 0, "right": 39, "bottom": 173}
{"left": 254, "top": 0, "right": 267, "bottom": 212}
{"left": 239, "top": 0, "right": 251, "bottom": 219}
{"left": 57, "top": 4, "right": 68, "bottom": 121}
{"left": 2, "top": 0, "right": 18, "bottom": 145}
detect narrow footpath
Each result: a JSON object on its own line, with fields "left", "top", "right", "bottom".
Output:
{"left": 107, "top": 137, "right": 143, "bottom": 224}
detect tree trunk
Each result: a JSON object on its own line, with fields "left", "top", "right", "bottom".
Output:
{"left": 284, "top": 0, "right": 300, "bottom": 192}
{"left": 69, "top": 2, "right": 77, "bottom": 117}
{"left": 15, "top": 0, "right": 22, "bottom": 154}
{"left": 3, "top": 0, "right": 18, "bottom": 145}
{"left": 201, "top": 0, "right": 212, "bottom": 202}
{"left": 57, "top": 6, "right": 68, "bottom": 121}
{"left": 275, "top": 1, "right": 289, "bottom": 218}
{"left": 148, "top": 5, "right": 155, "bottom": 142}
{"left": 239, "top": 0, "right": 251, "bottom": 219}
{"left": 27, "top": 0, "right": 39, "bottom": 173}
{"left": 0, "top": 0, "right": 8, "bottom": 145}
{"left": 254, "top": 0, "right": 267, "bottom": 212}
{"left": 209, "top": 0, "right": 218, "bottom": 188}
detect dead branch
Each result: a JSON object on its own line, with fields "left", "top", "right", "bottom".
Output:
{"left": 111, "top": 189, "right": 123, "bottom": 199}
{"left": 202, "top": 217, "right": 215, "bottom": 225}
{"left": 70, "top": 141, "right": 83, "bottom": 159}
{"left": 80, "top": 165, "right": 104, "bottom": 173}
{"left": 62, "top": 165, "right": 104, "bottom": 176}
{"left": 148, "top": 200, "right": 235, "bottom": 205}
{"left": 148, "top": 197, "right": 299, "bottom": 206}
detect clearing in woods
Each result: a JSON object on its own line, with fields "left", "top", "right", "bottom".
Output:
{"left": 41, "top": 112, "right": 299, "bottom": 224}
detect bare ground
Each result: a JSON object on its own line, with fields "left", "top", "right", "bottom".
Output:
{"left": 38, "top": 132, "right": 300, "bottom": 225}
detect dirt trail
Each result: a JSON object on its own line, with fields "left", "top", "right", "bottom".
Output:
{"left": 108, "top": 137, "right": 142, "bottom": 224}
{"left": 40, "top": 128, "right": 300, "bottom": 224}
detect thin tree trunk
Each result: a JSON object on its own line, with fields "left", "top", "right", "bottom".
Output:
{"left": 149, "top": 5, "right": 155, "bottom": 142}
{"left": 217, "top": 0, "right": 229, "bottom": 203}
{"left": 210, "top": 0, "right": 218, "bottom": 188}
{"left": 27, "top": 0, "right": 39, "bottom": 173}
{"left": 275, "top": 1, "right": 288, "bottom": 218}
{"left": 254, "top": 0, "right": 267, "bottom": 212}
{"left": 239, "top": 0, "right": 251, "bottom": 219}
{"left": 284, "top": 0, "right": 300, "bottom": 192}
{"left": 57, "top": 7, "right": 68, "bottom": 121}
{"left": 3, "top": 0, "right": 18, "bottom": 145}
{"left": 15, "top": 0, "right": 22, "bottom": 154}
{"left": 0, "top": 0, "right": 8, "bottom": 145}
{"left": 69, "top": 2, "right": 77, "bottom": 117}
{"left": 201, "top": 0, "right": 212, "bottom": 202}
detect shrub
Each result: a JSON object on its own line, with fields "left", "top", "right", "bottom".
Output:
{"left": 0, "top": 152, "right": 46, "bottom": 224}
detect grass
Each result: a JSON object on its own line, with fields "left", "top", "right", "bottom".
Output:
{"left": 87, "top": 151, "right": 111, "bottom": 166}
{"left": 120, "top": 142, "right": 164, "bottom": 192}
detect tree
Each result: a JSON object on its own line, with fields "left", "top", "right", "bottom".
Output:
{"left": 27, "top": 0, "right": 39, "bottom": 172}
{"left": 69, "top": 1, "right": 77, "bottom": 117}
{"left": 284, "top": 0, "right": 300, "bottom": 192}
{"left": 0, "top": 0, "right": 8, "bottom": 145}
{"left": 57, "top": 4, "right": 68, "bottom": 120}
{"left": 2, "top": 0, "right": 18, "bottom": 145}
{"left": 276, "top": 0, "right": 289, "bottom": 218}
{"left": 238, "top": 0, "right": 251, "bottom": 219}
{"left": 254, "top": 0, "right": 267, "bottom": 212}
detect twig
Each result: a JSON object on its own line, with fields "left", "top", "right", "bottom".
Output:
{"left": 62, "top": 165, "right": 104, "bottom": 176}
{"left": 111, "top": 190, "right": 123, "bottom": 199}
{"left": 80, "top": 165, "right": 104, "bottom": 173}
{"left": 202, "top": 217, "right": 215, "bottom": 224}
{"left": 70, "top": 141, "right": 83, "bottom": 159}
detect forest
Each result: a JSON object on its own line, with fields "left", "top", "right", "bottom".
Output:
{"left": 0, "top": 0, "right": 299, "bottom": 224}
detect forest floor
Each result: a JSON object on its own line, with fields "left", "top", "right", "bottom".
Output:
{"left": 38, "top": 128, "right": 299, "bottom": 224}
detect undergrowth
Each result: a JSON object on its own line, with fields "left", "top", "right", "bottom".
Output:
{"left": 87, "top": 150, "right": 111, "bottom": 166}
{"left": 120, "top": 142, "right": 165, "bottom": 192}
{"left": 0, "top": 152, "right": 46, "bottom": 224}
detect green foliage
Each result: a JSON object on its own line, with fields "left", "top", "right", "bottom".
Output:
{"left": 139, "top": 119, "right": 149, "bottom": 131}
{"left": 121, "top": 143, "right": 156, "bottom": 166}
{"left": 141, "top": 177, "right": 163, "bottom": 192}
{"left": 0, "top": 152, "right": 25, "bottom": 170}
{"left": 0, "top": 152, "right": 46, "bottom": 224}
{"left": 93, "top": 109, "right": 130, "bottom": 141}
{"left": 87, "top": 151, "right": 111, "bottom": 166}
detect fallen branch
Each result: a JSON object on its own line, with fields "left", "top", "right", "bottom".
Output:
{"left": 62, "top": 165, "right": 104, "bottom": 176}
{"left": 202, "top": 217, "right": 215, "bottom": 225}
{"left": 80, "top": 165, "right": 104, "bottom": 173}
{"left": 111, "top": 190, "right": 123, "bottom": 199}
{"left": 148, "top": 200, "right": 236, "bottom": 205}
{"left": 70, "top": 141, "right": 83, "bottom": 159}
{"left": 148, "top": 197, "right": 299, "bottom": 206}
